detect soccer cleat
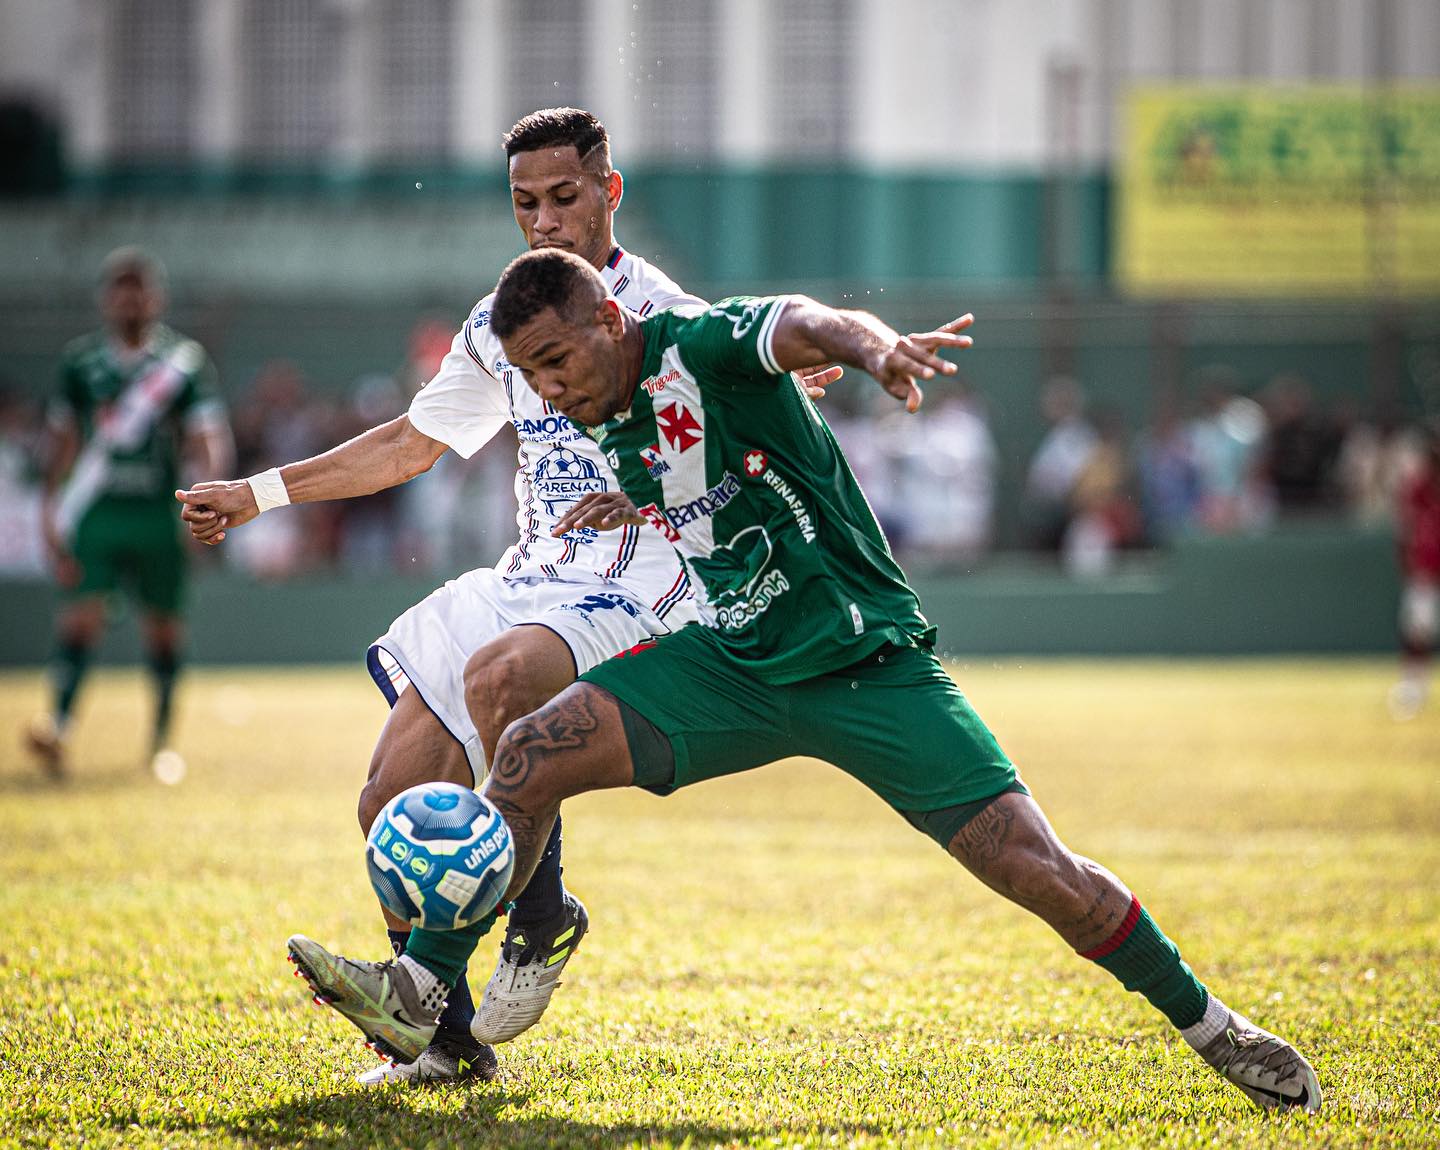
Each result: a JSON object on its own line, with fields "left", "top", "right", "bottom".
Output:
{"left": 355, "top": 1034, "right": 499, "bottom": 1087}
{"left": 24, "top": 716, "right": 67, "bottom": 780}
{"left": 286, "top": 935, "right": 441, "bottom": 1063}
{"left": 472, "top": 894, "right": 588, "bottom": 1044}
{"left": 1195, "top": 1011, "right": 1323, "bottom": 1113}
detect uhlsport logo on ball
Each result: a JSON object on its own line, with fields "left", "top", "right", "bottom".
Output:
{"left": 365, "top": 781, "right": 514, "bottom": 930}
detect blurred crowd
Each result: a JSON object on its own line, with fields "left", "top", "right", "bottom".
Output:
{"left": 0, "top": 347, "right": 1434, "bottom": 581}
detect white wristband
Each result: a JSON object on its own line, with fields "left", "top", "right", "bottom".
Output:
{"left": 245, "top": 467, "right": 291, "bottom": 514}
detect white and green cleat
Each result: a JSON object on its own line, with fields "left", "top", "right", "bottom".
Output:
{"left": 286, "top": 935, "right": 443, "bottom": 1064}
{"left": 472, "top": 894, "right": 588, "bottom": 1044}
{"left": 355, "top": 1035, "right": 499, "bottom": 1087}
{"left": 1190, "top": 1002, "right": 1322, "bottom": 1113}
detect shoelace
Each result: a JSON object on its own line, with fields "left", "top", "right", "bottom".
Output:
{"left": 1221, "top": 1028, "right": 1300, "bottom": 1085}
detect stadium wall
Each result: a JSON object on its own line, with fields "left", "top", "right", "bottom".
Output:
{"left": 0, "top": 523, "right": 1401, "bottom": 666}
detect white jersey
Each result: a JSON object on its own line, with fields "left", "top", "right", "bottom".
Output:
{"left": 407, "top": 244, "right": 704, "bottom": 621}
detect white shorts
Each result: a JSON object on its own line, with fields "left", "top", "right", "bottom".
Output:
{"left": 1401, "top": 577, "right": 1439, "bottom": 644}
{"left": 368, "top": 569, "right": 691, "bottom": 779}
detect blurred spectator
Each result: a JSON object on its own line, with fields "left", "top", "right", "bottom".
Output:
{"left": 1188, "top": 372, "right": 1269, "bottom": 533}
{"left": 1135, "top": 396, "right": 1201, "bottom": 544}
{"left": 1063, "top": 407, "right": 1141, "bottom": 576}
{"left": 398, "top": 318, "right": 456, "bottom": 399}
{"left": 829, "top": 390, "right": 907, "bottom": 546}
{"left": 1258, "top": 373, "right": 1342, "bottom": 514}
{"left": 1390, "top": 423, "right": 1440, "bottom": 719}
{"left": 1024, "top": 376, "right": 1097, "bottom": 552}
{"left": 227, "top": 360, "right": 332, "bottom": 578}
{"left": 334, "top": 374, "right": 407, "bottom": 572}
{"left": 0, "top": 385, "right": 45, "bottom": 575}
{"left": 890, "top": 383, "right": 998, "bottom": 569}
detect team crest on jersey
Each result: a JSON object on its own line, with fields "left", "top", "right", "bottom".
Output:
{"left": 656, "top": 403, "right": 702, "bottom": 453}
{"left": 533, "top": 445, "right": 607, "bottom": 514}
{"left": 640, "top": 443, "right": 671, "bottom": 479}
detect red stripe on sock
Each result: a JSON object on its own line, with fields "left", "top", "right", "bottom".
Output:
{"left": 1080, "top": 894, "right": 1142, "bottom": 960}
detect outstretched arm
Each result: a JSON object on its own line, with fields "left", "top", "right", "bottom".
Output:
{"left": 769, "top": 297, "right": 973, "bottom": 413}
{"left": 175, "top": 414, "right": 447, "bottom": 545}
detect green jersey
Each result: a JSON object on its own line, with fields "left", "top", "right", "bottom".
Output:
{"left": 54, "top": 324, "right": 222, "bottom": 519}
{"left": 584, "top": 296, "right": 935, "bottom": 683}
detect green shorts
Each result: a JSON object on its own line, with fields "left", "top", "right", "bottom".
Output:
{"left": 580, "top": 625, "right": 1025, "bottom": 847}
{"left": 70, "top": 498, "right": 188, "bottom": 613}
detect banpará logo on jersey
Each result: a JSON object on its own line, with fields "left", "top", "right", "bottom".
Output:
{"left": 533, "top": 446, "right": 608, "bottom": 514}
{"left": 513, "top": 413, "right": 583, "bottom": 443}
{"left": 710, "top": 302, "right": 763, "bottom": 340}
{"left": 640, "top": 443, "right": 671, "bottom": 479}
{"left": 638, "top": 471, "right": 741, "bottom": 542}
{"left": 558, "top": 592, "right": 643, "bottom": 628}
{"left": 656, "top": 402, "right": 703, "bottom": 453}
{"left": 641, "top": 369, "right": 681, "bottom": 396}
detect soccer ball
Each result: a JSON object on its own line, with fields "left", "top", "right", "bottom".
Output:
{"left": 365, "top": 782, "right": 514, "bottom": 931}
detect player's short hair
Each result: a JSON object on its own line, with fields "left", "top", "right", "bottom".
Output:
{"left": 99, "top": 245, "right": 166, "bottom": 290}
{"left": 491, "top": 249, "right": 607, "bottom": 340}
{"left": 503, "top": 108, "right": 612, "bottom": 175}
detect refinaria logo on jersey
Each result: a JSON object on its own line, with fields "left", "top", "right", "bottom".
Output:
{"left": 513, "top": 413, "right": 583, "bottom": 444}
{"left": 533, "top": 446, "right": 607, "bottom": 514}
{"left": 656, "top": 403, "right": 703, "bottom": 453}
{"left": 641, "top": 369, "right": 681, "bottom": 396}
{"left": 640, "top": 443, "right": 671, "bottom": 479}
{"left": 638, "top": 471, "right": 742, "bottom": 542}
{"left": 743, "top": 449, "right": 815, "bottom": 542}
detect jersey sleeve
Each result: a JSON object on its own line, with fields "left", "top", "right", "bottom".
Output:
{"left": 179, "top": 345, "right": 229, "bottom": 432}
{"left": 674, "top": 295, "right": 795, "bottom": 385}
{"left": 49, "top": 353, "right": 82, "bottom": 430}
{"left": 406, "top": 313, "right": 512, "bottom": 459}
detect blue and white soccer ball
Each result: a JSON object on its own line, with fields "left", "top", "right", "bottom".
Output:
{"left": 365, "top": 782, "right": 514, "bottom": 931}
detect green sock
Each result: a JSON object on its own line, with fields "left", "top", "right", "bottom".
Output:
{"left": 404, "top": 908, "right": 500, "bottom": 988}
{"left": 52, "top": 641, "right": 91, "bottom": 727}
{"left": 148, "top": 647, "right": 180, "bottom": 749}
{"left": 1081, "top": 895, "right": 1209, "bottom": 1029}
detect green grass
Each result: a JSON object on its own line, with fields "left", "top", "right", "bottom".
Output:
{"left": 1, "top": 660, "right": 1437, "bottom": 1149}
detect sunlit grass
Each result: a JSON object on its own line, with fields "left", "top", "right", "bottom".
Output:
{"left": 1, "top": 660, "right": 1436, "bottom": 1148}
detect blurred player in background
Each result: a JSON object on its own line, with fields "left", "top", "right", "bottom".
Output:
{"left": 1390, "top": 422, "right": 1440, "bottom": 719}
{"left": 178, "top": 107, "right": 840, "bottom": 1085}
{"left": 26, "top": 247, "right": 232, "bottom": 782}
{"left": 288, "top": 249, "right": 1323, "bottom": 1115}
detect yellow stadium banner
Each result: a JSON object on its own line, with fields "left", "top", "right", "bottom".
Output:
{"left": 1117, "top": 86, "right": 1440, "bottom": 297}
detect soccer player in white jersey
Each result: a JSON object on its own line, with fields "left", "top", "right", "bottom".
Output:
{"left": 177, "top": 110, "right": 842, "bottom": 1085}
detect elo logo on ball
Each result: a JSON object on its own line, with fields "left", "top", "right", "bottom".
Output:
{"left": 365, "top": 781, "right": 514, "bottom": 931}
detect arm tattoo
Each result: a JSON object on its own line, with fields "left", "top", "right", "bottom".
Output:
{"left": 487, "top": 692, "right": 600, "bottom": 795}
{"left": 950, "top": 802, "right": 1014, "bottom": 868}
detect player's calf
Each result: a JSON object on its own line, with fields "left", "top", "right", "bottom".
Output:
{"left": 946, "top": 791, "right": 1322, "bottom": 1113}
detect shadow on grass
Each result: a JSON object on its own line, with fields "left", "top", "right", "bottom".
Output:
{"left": 107, "top": 1086, "right": 883, "bottom": 1149}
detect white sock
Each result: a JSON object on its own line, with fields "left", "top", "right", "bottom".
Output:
{"left": 1180, "top": 992, "right": 1234, "bottom": 1052}
{"left": 398, "top": 954, "right": 451, "bottom": 1016}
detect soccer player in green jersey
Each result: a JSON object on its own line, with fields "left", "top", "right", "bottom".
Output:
{"left": 288, "top": 249, "right": 1322, "bottom": 1114}
{"left": 26, "top": 248, "right": 232, "bottom": 779}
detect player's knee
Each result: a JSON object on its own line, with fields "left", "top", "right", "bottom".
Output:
{"left": 465, "top": 645, "right": 541, "bottom": 743}
{"left": 357, "top": 775, "right": 387, "bottom": 834}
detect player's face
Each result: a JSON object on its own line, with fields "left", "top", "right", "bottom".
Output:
{"left": 509, "top": 146, "right": 622, "bottom": 271}
{"left": 502, "top": 303, "right": 626, "bottom": 427}
{"left": 101, "top": 272, "right": 163, "bottom": 336}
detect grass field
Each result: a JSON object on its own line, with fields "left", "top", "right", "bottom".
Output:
{"left": 1, "top": 660, "right": 1437, "bottom": 1149}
